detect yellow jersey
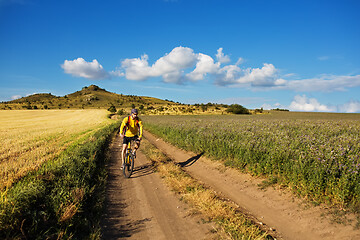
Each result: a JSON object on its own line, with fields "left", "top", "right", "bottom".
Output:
{"left": 120, "top": 116, "right": 143, "bottom": 138}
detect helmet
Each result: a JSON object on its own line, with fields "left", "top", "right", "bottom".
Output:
{"left": 131, "top": 109, "right": 138, "bottom": 114}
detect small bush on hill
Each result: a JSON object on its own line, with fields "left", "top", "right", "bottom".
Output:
{"left": 117, "top": 109, "right": 125, "bottom": 115}
{"left": 108, "top": 105, "right": 116, "bottom": 114}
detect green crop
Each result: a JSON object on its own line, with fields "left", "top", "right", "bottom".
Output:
{"left": 142, "top": 112, "right": 360, "bottom": 209}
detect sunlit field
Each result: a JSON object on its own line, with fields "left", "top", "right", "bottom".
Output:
{"left": 0, "top": 109, "right": 113, "bottom": 189}
{"left": 142, "top": 112, "right": 360, "bottom": 208}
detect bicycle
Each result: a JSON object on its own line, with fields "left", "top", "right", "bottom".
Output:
{"left": 123, "top": 139, "right": 135, "bottom": 178}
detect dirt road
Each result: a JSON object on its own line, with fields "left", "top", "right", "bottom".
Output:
{"left": 101, "top": 135, "right": 216, "bottom": 240}
{"left": 102, "top": 131, "right": 360, "bottom": 240}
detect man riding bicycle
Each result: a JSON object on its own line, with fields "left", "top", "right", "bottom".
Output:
{"left": 119, "top": 109, "right": 143, "bottom": 169}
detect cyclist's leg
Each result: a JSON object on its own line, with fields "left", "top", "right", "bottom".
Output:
{"left": 121, "top": 144, "right": 127, "bottom": 167}
{"left": 133, "top": 136, "right": 141, "bottom": 155}
{"left": 121, "top": 137, "right": 130, "bottom": 168}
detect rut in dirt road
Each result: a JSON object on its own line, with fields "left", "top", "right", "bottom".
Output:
{"left": 101, "top": 135, "right": 216, "bottom": 240}
{"left": 143, "top": 130, "right": 360, "bottom": 240}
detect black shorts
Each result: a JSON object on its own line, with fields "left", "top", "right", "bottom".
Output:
{"left": 123, "top": 135, "right": 140, "bottom": 145}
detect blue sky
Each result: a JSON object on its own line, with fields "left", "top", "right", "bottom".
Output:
{"left": 1, "top": 0, "right": 360, "bottom": 112}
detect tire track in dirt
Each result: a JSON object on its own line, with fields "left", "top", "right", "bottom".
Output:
{"left": 143, "top": 130, "right": 360, "bottom": 240}
{"left": 101, "top": 135, "right": 217, "bottom": 240}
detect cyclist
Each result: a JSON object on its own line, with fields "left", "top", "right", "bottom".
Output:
{"left": 119, "top": 109, "right": 143, "bottom": 169}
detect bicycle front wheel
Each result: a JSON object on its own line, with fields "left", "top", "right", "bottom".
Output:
{"left": 123, "top": 153, "right": 134, "bottom": 178}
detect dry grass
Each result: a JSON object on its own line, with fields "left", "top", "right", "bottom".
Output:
{"left": 0, "top": 109, "right": 114, "bottom": 189}
{"left": 141, "top": 139, "right": 271, "bottom": 240}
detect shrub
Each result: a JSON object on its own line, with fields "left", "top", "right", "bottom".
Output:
{"left": 117, "top": 109, "right": 125, "bottom": 115}
{"left": 107, "top": 105, "right": 116, "bottom": 114}
{"left": 226, "top": 104, "right": 249, "bottom": 114}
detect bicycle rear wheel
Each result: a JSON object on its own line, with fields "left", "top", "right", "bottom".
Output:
{"left": 123, "top": 153, "right": 134, "bottom": 178}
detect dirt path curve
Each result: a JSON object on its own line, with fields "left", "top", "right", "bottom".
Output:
{"left": 101, "top": 134, "right": 216, "bottom": 240}
{"left": 144, "top": 130, "right": 360, "bottom": 240}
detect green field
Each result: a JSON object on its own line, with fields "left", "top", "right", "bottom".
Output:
{"left": 142, "top": 112, "right": 360, "bottom": 209}
{"left": 0, "top": 110, "right": 120, "bottom": 239}
{"left": 2, "top": 109, "right": 360, "bottom": 238}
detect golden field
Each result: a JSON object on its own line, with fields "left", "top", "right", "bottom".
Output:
{"left": 0, "top": 109, "right": 114, "bottom": 189}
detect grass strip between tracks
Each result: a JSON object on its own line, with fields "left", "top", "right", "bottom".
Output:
{"left": 141, "top": 139, "right": 274, "bottom": 240}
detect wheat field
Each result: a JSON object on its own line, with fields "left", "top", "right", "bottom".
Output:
{"left": 0, "top": 109, "right": 114, "bottom": 189}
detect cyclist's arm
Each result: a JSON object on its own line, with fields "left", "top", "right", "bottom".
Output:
{"left": 119, "top": 118, "right": 127, "bottom": 137}
{"left": 138, "top": 119, "right": 143, "bottom": 139}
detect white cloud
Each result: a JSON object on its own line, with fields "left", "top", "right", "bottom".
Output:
{"left": 153, "top": 46, "right": 197, "bottom": 74}
{"left": 261, "top": 97, "right": 360, "bottom": 113}
{"left": 261, "top": 102, "right": 287, "bottom": 110}
{"left": 109, "top": 71, "right": 125, "bottom": 77}
{"left": 121, "top": 54, "right": 153, "bottom": 81}
{"left": 215, "top": 63, "right": 286, "bottom": 88}
{"left": 120, "top": 47, "right": 248, "bottom": 84}
{"left": 246, "top": 63, "right": 282, "bottom": 86}
{"left": 61, "top": 47, "right": 360, "bottom": 97}
{"left": 61, "top": 58, "right": 110, "bottom": 80}
{"left": 282, "top": 74, "right": 360, "bottom": 92}
{"left": 215, "top": 65, "right": 360, "bottom": 93}
{"left": 186, "top": 53, "right": 220, "bottom": 81}
{"left": 121, "top": 47, "right": 198, "bottom": 83}
{"left": 260, "top": 103, "right": 273, "bottom": 110}
{"left": 235, "top": 57, "right": 245, "bottom": 65}
{"left": 338, "top": 100, "right": 360, "bottom": 113}
{"left": 216, "top": 48, "right": 231, "bottom": 64}
{"left": 162, "top": 71, "right": 185, "bottom": 84}
{"left": 215, "top": 64, "right": 242, "bottom": 85}
{"left": 289, "top": 95, "right": 336, "bottom": 112}
{"left": 11, "top": 95, "right": 22, "bottom": 100}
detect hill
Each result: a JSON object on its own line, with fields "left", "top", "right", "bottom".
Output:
{"left": 0, "top": 85, "right": 233, "bottom": 115}
{"left": 0, "top": 85, "right": 172, "bottom": 110}
{"left": 9, "top": 93, "right": 58, "bottom": 103}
